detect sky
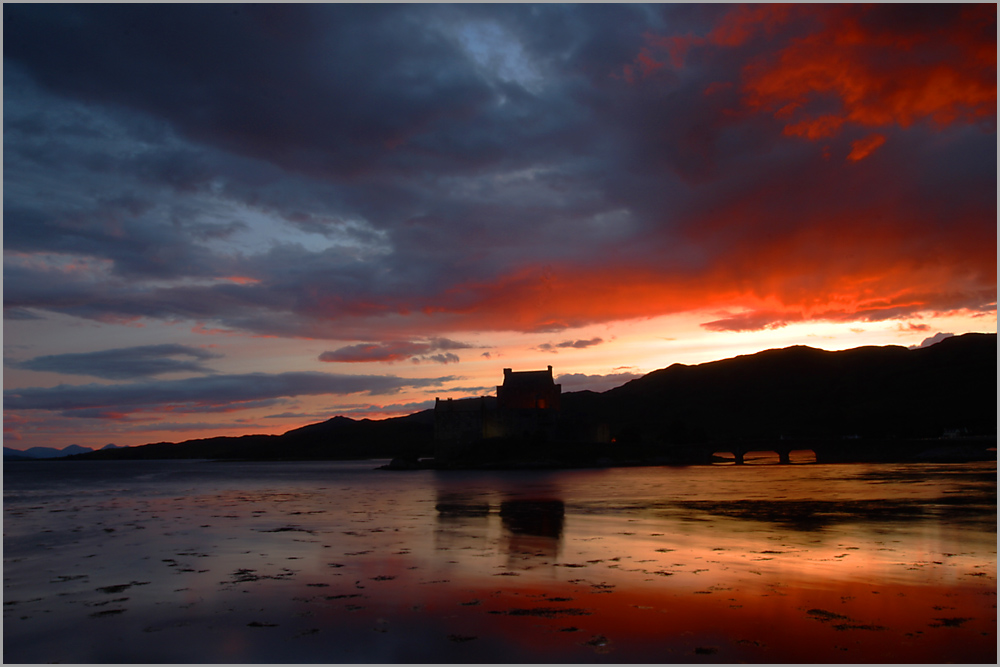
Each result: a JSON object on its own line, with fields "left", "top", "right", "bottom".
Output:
{"left": 3, "top": 4, "right": 996, "bottom": 451}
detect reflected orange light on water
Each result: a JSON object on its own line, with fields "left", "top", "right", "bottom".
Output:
{"left": 3, "top": 460, "right": 994, "bottom": 663}
{"left": 452, "top": 578, "right": 996, "bottom": 664}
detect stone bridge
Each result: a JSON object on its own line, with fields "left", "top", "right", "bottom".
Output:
{"left": 668, "top": 437, "right": 996, "bottom": 465}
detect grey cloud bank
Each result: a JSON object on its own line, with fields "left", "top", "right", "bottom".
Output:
{"left": 4, "top": 372, "right": 455, "bottom": 418}
{"left": 10, "top": 344, "right": 223, "bottom": 380}
{"left": 4, "top": 4, "right": 991, "bottom": 339}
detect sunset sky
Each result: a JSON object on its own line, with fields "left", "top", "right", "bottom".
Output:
{"left": 4, "top": 4, "right": 996, "bottom": 451}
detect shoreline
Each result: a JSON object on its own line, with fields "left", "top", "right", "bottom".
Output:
{"left": 381, "top": 436, "right": 998, "bottom": 471}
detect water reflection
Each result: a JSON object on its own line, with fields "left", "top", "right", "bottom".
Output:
{"left": 434, "top": 492, "right": 491, "bottom": 518}
{"left": 432, "top": 487, "right": 566, "bottom": 568}
{"left": 499, "top": 499, "right": 564, "bottom": 539}
{"left": 670, "top": 494, "right": 998, "bottom": 532}
{"left": 499, "top": 498, "right": 564, "bottom": 566}
{"left": 433, "top": 490, "right": 492, "bottom": 554}
{"left": 3, "top": 460, "right": 995, "bottom": 664}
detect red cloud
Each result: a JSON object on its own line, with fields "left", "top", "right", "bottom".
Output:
{"left": 846, "top": 133, "right": 886, "bottom": 162}
{"left": 411, "top": 186, "right": 996, "bottom": 334}
{"left": 701, "top": 311, "right": 803, "bottom": 333}
{"left": 629, "top": 5, "right": 996, "bottom": 145}
{"left": 630, "top": 4, "right": 795, "bottom": 77}
{"left": 320, "top": 342, "right": 428, "bottom": 363}
{"left": 742, "top": 5, "right": 996, "bottom": 139}
{"left": 3, "top": 413, "right": 27, "bottom": 441}
{"left": 622, "top": 47, "right": 667, "bottom": 83}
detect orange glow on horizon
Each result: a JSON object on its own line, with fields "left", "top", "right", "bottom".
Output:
{"left": 414, "top": 239, "right": 994, "bottom": 336}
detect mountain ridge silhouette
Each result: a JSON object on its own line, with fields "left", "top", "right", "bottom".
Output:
{"left": 55, "top": 332, "right": 994, "bottom": 462}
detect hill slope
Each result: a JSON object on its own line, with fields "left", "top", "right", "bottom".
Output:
{"left": 563, "top": 332, "right": 996, "bottom": 443}
{"left": 68, "top": 411, "right": 434, "bottom": 461}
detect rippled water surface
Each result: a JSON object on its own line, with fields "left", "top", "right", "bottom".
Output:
{"left": 3, "top": 459, "right": 996, "bottom": 663}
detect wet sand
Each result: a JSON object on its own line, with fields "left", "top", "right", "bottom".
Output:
{"left": 3, "top": 459, "right": 996, "bottom": 663}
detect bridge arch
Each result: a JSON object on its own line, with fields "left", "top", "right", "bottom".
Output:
{"left": 710, "top": 446, "right": 818, "bottom": 465}
{"left": 787, "top": 448, "right": 817, "bottom": 464}
{"left": 711, "top": 451, "right": 737, "bottom": 465}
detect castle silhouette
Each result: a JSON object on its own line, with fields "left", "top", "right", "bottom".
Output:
{"left": 434, "top": 366, "right": 566, "bottom": 463}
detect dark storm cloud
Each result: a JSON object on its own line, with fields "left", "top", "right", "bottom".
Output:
{"left": 4, "top": 72, "right": 209, "bottom": 260}
{"left": 9, "top": 345, "right": 223, "bottom": 380}
{"left": 425, "top": 353, "right": 461, "bottom": 365}
{"left": 4, "top": 372, "right": 456, "bottom": 417}
{"left": 4, "top": 4, "right": 508, "bottom": 178}
{"left": 537, "top": 337, "right": 605, "bottom": 351}
{"left": 3, "top": 4, "right": 995, "bottom": 338}
{"left": 62, "top": 399, "right": 285, "bottom": 421}
{"left": 319, "top": 338, "right": 473, "bottom": 364}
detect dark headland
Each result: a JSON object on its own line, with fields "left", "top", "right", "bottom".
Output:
{"left": 59, "top": 332, "right": 996, "bottom": 468}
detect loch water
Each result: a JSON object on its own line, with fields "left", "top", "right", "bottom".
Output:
{"left": 3, "top": 458, "right": 996, "bottom": 664}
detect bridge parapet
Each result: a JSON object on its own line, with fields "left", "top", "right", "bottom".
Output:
{"left": 718, "top": 446, "right": 806, "bottom": 465}
{"left": 700, "top": 437, "right": 995, "bottom": 465}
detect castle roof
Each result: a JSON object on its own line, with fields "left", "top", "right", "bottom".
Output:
{"left": 498, "top": 365, "right": 561, "bottom": 410}
{"left": 501, "top": 367, "right": 557, "bottom": 391}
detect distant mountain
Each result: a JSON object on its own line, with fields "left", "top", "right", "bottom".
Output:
{"left": 69, "top": 411, "right": 435, "bottom": 461}
{"left": 4, "top": 444, "right": 95, "bottom": 460}
{"left": 66, "top": 333, "right": 995, "bottom": 462}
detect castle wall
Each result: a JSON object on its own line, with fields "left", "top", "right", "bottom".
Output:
{"left": 434, "top": 397, "right": 499, "bottom": 460}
